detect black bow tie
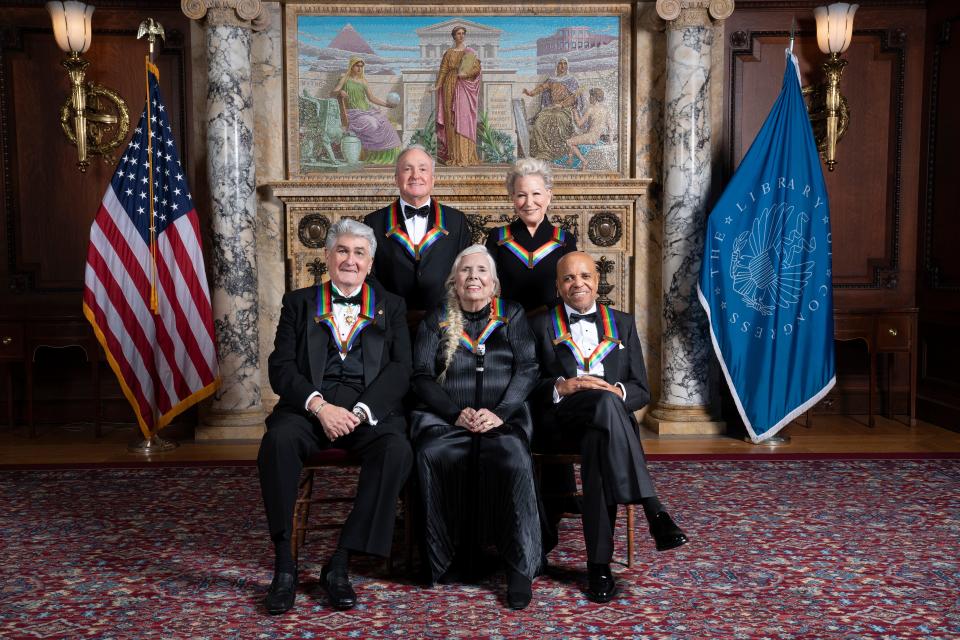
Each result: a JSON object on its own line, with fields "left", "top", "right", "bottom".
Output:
{"left": 404, "top": 204, "right": 431, "bottom": 219}
{"left": 569, "top": 311, "right": 597, "bottom": 324}
{"left": 332, "top": 293, "right": 362, "bottom": 306}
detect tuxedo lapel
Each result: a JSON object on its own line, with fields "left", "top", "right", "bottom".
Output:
{"left": 307, "top": 293, "right": 330, "bottom": 390}
{"left": 384, "top": 200, "right": 416, "bottom": 264}
{"left": 414, "top": 201, "right": 451, "bottom": 262}
{"left": 552, "top": 337, "right": 580, "bottom": 379}
{"left": 599, "top": 311, "right": 624, "bottom": 383}
{"left": 360, "top": 298, "right": 387, "bottom": 387}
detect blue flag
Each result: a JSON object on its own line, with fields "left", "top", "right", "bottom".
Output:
{"left": 698, "top": 51, "right": 835, "bottom": 442}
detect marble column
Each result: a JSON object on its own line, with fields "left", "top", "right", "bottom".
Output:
{"left": 646, "top": 0, "right": 733, "bottom": 435}
{"left": 183, "top": 0, "right": 267, "bottom": 439}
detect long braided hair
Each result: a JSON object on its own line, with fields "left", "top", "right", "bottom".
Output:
{"left": 437, "top": 245, "right": 501, "bottom": 383}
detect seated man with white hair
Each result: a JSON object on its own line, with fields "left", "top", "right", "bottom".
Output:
{"left": 257, "top": 218, "right": 413, "bottom": 614}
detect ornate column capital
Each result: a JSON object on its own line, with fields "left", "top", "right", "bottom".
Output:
{"left": 656, "top": 0, "right": 734, "bottom": 28}
{"left": 181, "top": 0, "right": 269, "bottom": 30}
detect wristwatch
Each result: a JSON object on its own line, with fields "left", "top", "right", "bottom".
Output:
{"left": 352, "top": 406, "right": 369, "bottom": 424}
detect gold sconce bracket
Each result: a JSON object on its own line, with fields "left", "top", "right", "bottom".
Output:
{"left": 59, "top": 80, "right": 130, "bottom": 164}
{"left": 801, "top": 82, "right": 850, "bottom": 162}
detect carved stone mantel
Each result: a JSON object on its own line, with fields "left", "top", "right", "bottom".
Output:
{"left": 268, "top": 173, "right": 649, "bottom": 312}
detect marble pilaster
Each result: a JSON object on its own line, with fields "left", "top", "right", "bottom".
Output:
{"left": 252, "top": 2, "right": 284, "bottom": 416}
{"left": 646, "top": 0, "right": 732, "bottom": 435}
{"left": 183, "top": 0, "right": 267, "bottom": 439}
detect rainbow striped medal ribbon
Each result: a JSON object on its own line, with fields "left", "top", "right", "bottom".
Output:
{"left": 386, "top": 200, "right": 449, "bottom": 261}
{"left": 550, "top": 304, "right": 620, "bottom": 371}
{"left": 444, "top": 298, "right": 509, "bottom": 354}
{"left": 496, "top": 225, "right": 568, "bottom": 269}
{"left": 314, "top": 282, "right": 376, "bottom": 356}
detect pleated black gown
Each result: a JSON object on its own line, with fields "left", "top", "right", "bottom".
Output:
{"left": 411, "top": 299, "right": 542, "bottom": 581}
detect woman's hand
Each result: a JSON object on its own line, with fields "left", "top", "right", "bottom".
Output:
{"left": 471, "top": 408, "right": 503, "bottom": 433}
{"left": 455, "top": 408, "right": 478, "bottom": 431}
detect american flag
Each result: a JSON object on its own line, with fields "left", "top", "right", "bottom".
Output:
{"left": 82, "top": 60, "right": 219, "bottom": 438}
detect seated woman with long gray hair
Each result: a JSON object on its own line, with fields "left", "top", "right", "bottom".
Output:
{"left": 410, "top": 244, "right": 541, "bottom": 610}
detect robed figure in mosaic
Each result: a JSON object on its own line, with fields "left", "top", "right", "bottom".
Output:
{"left": 331, "top": 56, "right": 401, "bottom": 165}
{"left": 434, "top": 25, "right": 482, "bottom": 166}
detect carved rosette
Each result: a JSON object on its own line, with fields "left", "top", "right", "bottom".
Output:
{"left": 181, "top": 0, "right": 268, "bottom": 29}
{"left": 588, "top": 212, "right": 623, "bottom": 247}
{"left": 657, "top": 0, "right": 734, "bottom": 29}
{"left": 297, "top": 213, "right": 330, "bottom": 249}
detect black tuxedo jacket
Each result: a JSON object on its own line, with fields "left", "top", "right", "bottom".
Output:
{"left": 267, "top": 280, "right": 412, "bottom": 427}
{"left": 530, "top": 305, "right": 651, "bottom": 415}
{"left": 364, "top": 200, "right": 472, "bottom": 311}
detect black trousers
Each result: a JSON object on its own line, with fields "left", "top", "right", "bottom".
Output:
{"left": 257, "top": 388, "right": 413, "bottom": 558}
{"left": 537, "top": 389, "right": 656, "bottom": 564}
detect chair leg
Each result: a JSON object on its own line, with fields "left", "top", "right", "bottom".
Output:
{"left": 625, "top": 504, "right": 635, "bottom": 569}
{"left": 292, "top": 469, "right": 316, "bottom": 562}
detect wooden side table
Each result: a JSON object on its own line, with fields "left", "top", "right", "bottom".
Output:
{"left": 833, "top": 309, "right": 917, "bottom": 427}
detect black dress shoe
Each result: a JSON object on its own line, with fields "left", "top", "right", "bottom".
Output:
{"left": 649, "top": 511, "right": 689, "bottom": 551}
{"left": 585, "top": 563, "right": 618, "bottom": 604}
{"left": 506, "top": 569, "right": 533, "bottom": 610}
{"left": 264, "top": 569, "right": 297, "bottom": 615}
{"left": 321, "top": 564, "right": 357, "bottom": 610}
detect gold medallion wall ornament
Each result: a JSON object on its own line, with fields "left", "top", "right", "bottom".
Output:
{"left": 298, "top": 213, "right": 331, "bottom": 249}
{"left": 588, "top": 212, "right": 622, "bottom": 247}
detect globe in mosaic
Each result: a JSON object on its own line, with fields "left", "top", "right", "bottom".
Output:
{"left": 385, "top": 92, "right": 401, "bottom": 107}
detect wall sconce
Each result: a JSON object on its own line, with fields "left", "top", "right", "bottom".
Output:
{"left": 47, "top": 1, "right": 129, "bottom": 172}
{"left": 811, "top": 2, "right": 858, "bottom": 171}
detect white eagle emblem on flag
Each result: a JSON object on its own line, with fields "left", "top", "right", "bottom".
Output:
{"left": 729, "top": 202, "right": 816, "bottom": 316}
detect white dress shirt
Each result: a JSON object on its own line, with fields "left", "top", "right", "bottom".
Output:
{"left": 399, "top": 197, "right": 431, "bottom": 244}
{"left": 305, "top": 282, "right": 377, "bottom": 424}
{"left": 553, "top": 302, "right": 626, "bottom": 403}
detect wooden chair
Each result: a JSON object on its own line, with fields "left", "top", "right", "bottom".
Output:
{"left": 533, "top": 452, "right": 637, "bottom": 568}
{"left": 291, "top": 448, "right": 413, "bottom": 572}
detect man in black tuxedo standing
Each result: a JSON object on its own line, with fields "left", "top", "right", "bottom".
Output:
{"left": 258, "top": 219, "right": 413, "bottom": 614}
{"left": 364, "top": 144, "right": 472, "bottom": 313}
{"left": 530, "top": 251, "right": 688, "bottom": 603}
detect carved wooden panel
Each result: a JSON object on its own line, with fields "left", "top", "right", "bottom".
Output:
{"left": 922, "top": 15, "right": 960, "bottom": 292}
{"left": 917, "top": 2, "right": 960, "bottom": 429}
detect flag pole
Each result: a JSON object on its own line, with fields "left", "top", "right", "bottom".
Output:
{"left": 128, "top": 17, "right": 176, "bottom": 455}
{"left": 746, "top": 16, "right": 799, "bottom": 449}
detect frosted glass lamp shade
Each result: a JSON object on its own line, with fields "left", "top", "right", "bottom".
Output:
{"left": 814, "top": 3, "right": 858, "bottom": 54}
{"left": 47, "top": 1, "right": 94, "bottom": 54}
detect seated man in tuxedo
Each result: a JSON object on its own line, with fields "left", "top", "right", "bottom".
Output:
{"left": 530, "top": 251, "right": 688, "bottom": 603}
{"left": 258, "top": 219, "right": 413, "bottom": 614}
{"left": 364, "top": 144, "right": 472, "bottom": 313}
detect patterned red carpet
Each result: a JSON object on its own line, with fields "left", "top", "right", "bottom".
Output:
{"left": 0, "top": 459, "right": 957, "bottom": 639}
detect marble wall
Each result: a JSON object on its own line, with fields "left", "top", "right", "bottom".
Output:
{"left": 252, "top": 1, "right": 284, "bottom": 412}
